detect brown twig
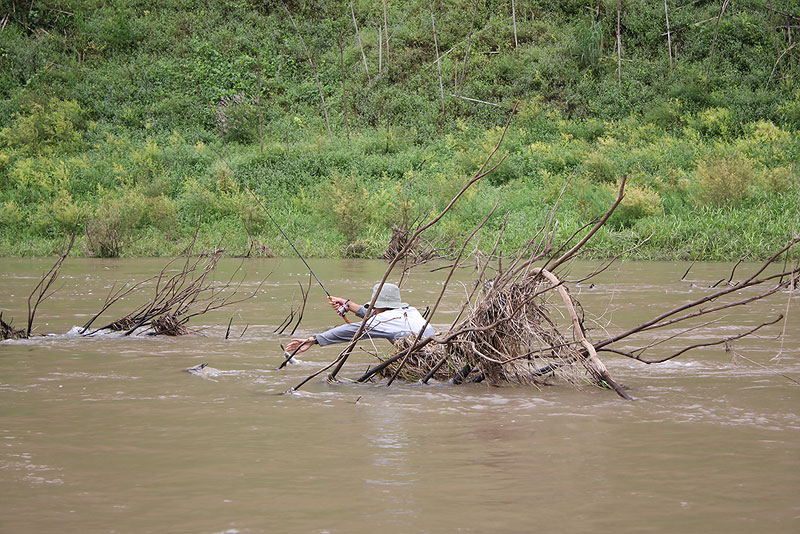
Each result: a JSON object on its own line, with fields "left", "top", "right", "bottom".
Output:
{"left": 86, "top": 253, "right": 265, "bottom": 336}
{"left": 289, "top": 272, "right": 313, "bottom": 335}
{"left": 386, "top": 202, "right": 499, "bottom": 386}
{"left": 594, "top": 239, "right": 799, "bottom": 350}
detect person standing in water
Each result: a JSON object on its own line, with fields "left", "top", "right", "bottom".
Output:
{"left": 285, "top": 283, "right": 434, "bottom": 355}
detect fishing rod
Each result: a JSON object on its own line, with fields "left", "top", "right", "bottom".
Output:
{"left": 212, "top": 148, "right": 349, "bottom": 323}
{"left": 246, "top": 190, "right": 350, "bottom": 323}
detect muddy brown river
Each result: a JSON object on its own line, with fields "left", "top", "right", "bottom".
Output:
{"left": 1, "top": 257, "right": 798, "bottom": 533}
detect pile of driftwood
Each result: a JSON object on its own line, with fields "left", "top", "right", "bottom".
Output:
{"left": 290, "top": 104, "right": 799, "bottom": 399}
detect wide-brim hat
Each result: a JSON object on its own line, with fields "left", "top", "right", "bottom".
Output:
{"left": 368, "top": 282, "right": 407, "bottom": 309}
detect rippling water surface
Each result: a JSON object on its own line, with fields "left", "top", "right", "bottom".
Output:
{"left": 1, "top": 258, "right": 798, "bottom": 533}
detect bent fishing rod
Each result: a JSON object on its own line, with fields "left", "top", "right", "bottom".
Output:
{"left": 212, "top": 149, "right": 349, "bottom": 323}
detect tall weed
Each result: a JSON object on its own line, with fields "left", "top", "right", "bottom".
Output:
{"left": 693, "top": 156, "right": 756, "bottom": 207}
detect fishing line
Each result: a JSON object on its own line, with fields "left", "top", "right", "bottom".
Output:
{"left": 211, "top": 147, "right": 349, "bottom": 322}
{"left": 246, "top": 188, "right": 331, "bottom": 297}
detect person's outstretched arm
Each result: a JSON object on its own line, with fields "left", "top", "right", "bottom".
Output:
{"left": 285, "top": 321, "right": 364, "bottom": 353}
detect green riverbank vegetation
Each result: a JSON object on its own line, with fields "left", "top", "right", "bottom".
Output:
{"left": 1, "top": 0, "right": 798, "bottom": 260}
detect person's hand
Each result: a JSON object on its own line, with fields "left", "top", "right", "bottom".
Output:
{"left": 286, "top": 337, "right": 315, "bottom": 354}
{"left": 328, "top": 296, "right": 349, "bottom": 312}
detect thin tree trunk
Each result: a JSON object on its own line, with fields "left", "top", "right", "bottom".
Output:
{"left": 706, "top": 0, "right": 730, "bottom": 77}
{"left": 383, "top": 0, "right": 389, "bottom": 70}
{"left": 512, "top": 0, "right": 518, "bottom": 48}
{"left": 284, "top": 4, "right": 333, "bottom": 141}
{"left": 616, "top": 0, "right": 622, "bottom": 83}
{"left": 430, "top": 0, "right": 445, "bottom": 113}
{"left": 349, "top": 0, "right": 370, "bottom": 79}
{"left": 789, "top": 21, "right": 795, "bottom": 80}
{"left": 458, "top": 0, "right": 480, "bottom": 98}
{"left": 664, "top": 0, "right": 673, "bottom": 68}
{"left": 256, "top": 50, "right": 264, "bottom": 153}
{"left": 276, "top": 41, "right": 284, "bottom": 82}
{"left": 378, "top": 23, "right": 383, "bottom": 74}
{"left": 338, "top": 31, "right": 351, "bottom": 140}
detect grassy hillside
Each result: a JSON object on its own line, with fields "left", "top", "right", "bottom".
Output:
{"left": 0, "top": 0, "right": 798, "bottom": 259}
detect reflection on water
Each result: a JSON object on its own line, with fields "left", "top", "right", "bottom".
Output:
{"left": 0, "top": 258, "right": 798, "bottom": 533}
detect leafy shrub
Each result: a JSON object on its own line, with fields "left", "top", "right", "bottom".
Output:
{"left": 607, "top": 181, "right": 663, "bottom": 228}
{"left": 178, "top": 177, "right": 242, "bottom": 223}
{"left": 687, "top": 107, "right": 734, "bottom": 139}
{"left": 7, "top": 156, "right": 72, "bottom": 201}
{"left": 563, "top": 118, "right": 606, "bottom": 142}
{"left": 318, "top": 171, "right": 376, "bottom": 242}
{"left": 82, "top": 8, "right": 143, "bottom": 53}
{"left": 571, "top": 175, "right": 663, "bottom": 230}
{"left": 575, "top": 18, "right": 604, "bottom": 69}
{"left": 669, "top": 75, "right": 719, "bottom": 109}
{"left": 582, "top": 151, "right": 616, "bottom": 183}
{"left": 693, "top": 156, "right": 756, "bottom": 207}
{"left": 0, "top": 200, "right": 25, "bottom": 228}
{"left": 571, "top": 176, "right": 611, "bottom": 222}
{"left": 32, "top": 189, "right": 89, "bottom": 234}
{"left": 0, "top": 98, "right": 89, "bottom": 155}
{"left": 760, "top": 166, "right": 798, "bottom": 194}
{"left": 779, "top": 91, "right": 800, "bottom": 130}
{"left": 644, "top": 99, "right": 683, "bottom": 130}
{"left": 147, "top": 195, "right": 179, "bottom": 238}
{"left": 84, "top": 188, "right": 175, "bottom": 257}
{"left": 735, "top": 120, "right": 797, "bottom": 168}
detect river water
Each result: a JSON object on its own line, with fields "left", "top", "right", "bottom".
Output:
{"left": 1, "top": 257, "right": 798, "bottom": 533}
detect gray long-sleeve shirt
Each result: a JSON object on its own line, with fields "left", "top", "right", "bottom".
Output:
{"left": 314, "top": 305, "right": 435, "bottom": 346}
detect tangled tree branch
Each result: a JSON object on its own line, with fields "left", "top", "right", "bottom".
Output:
{"left": 83, "top": 253, "right": 265, "bottom": 336}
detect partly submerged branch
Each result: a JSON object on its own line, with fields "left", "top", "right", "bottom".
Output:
{"left": 26, "top": 232, "right": 76, "bottom": 338}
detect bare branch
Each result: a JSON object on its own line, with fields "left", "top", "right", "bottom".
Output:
{"left": 611, "top": 315, "right": 784, "bottom": 364}
{"left": 26, "top": 232, "right": 76, "bottom": 337}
